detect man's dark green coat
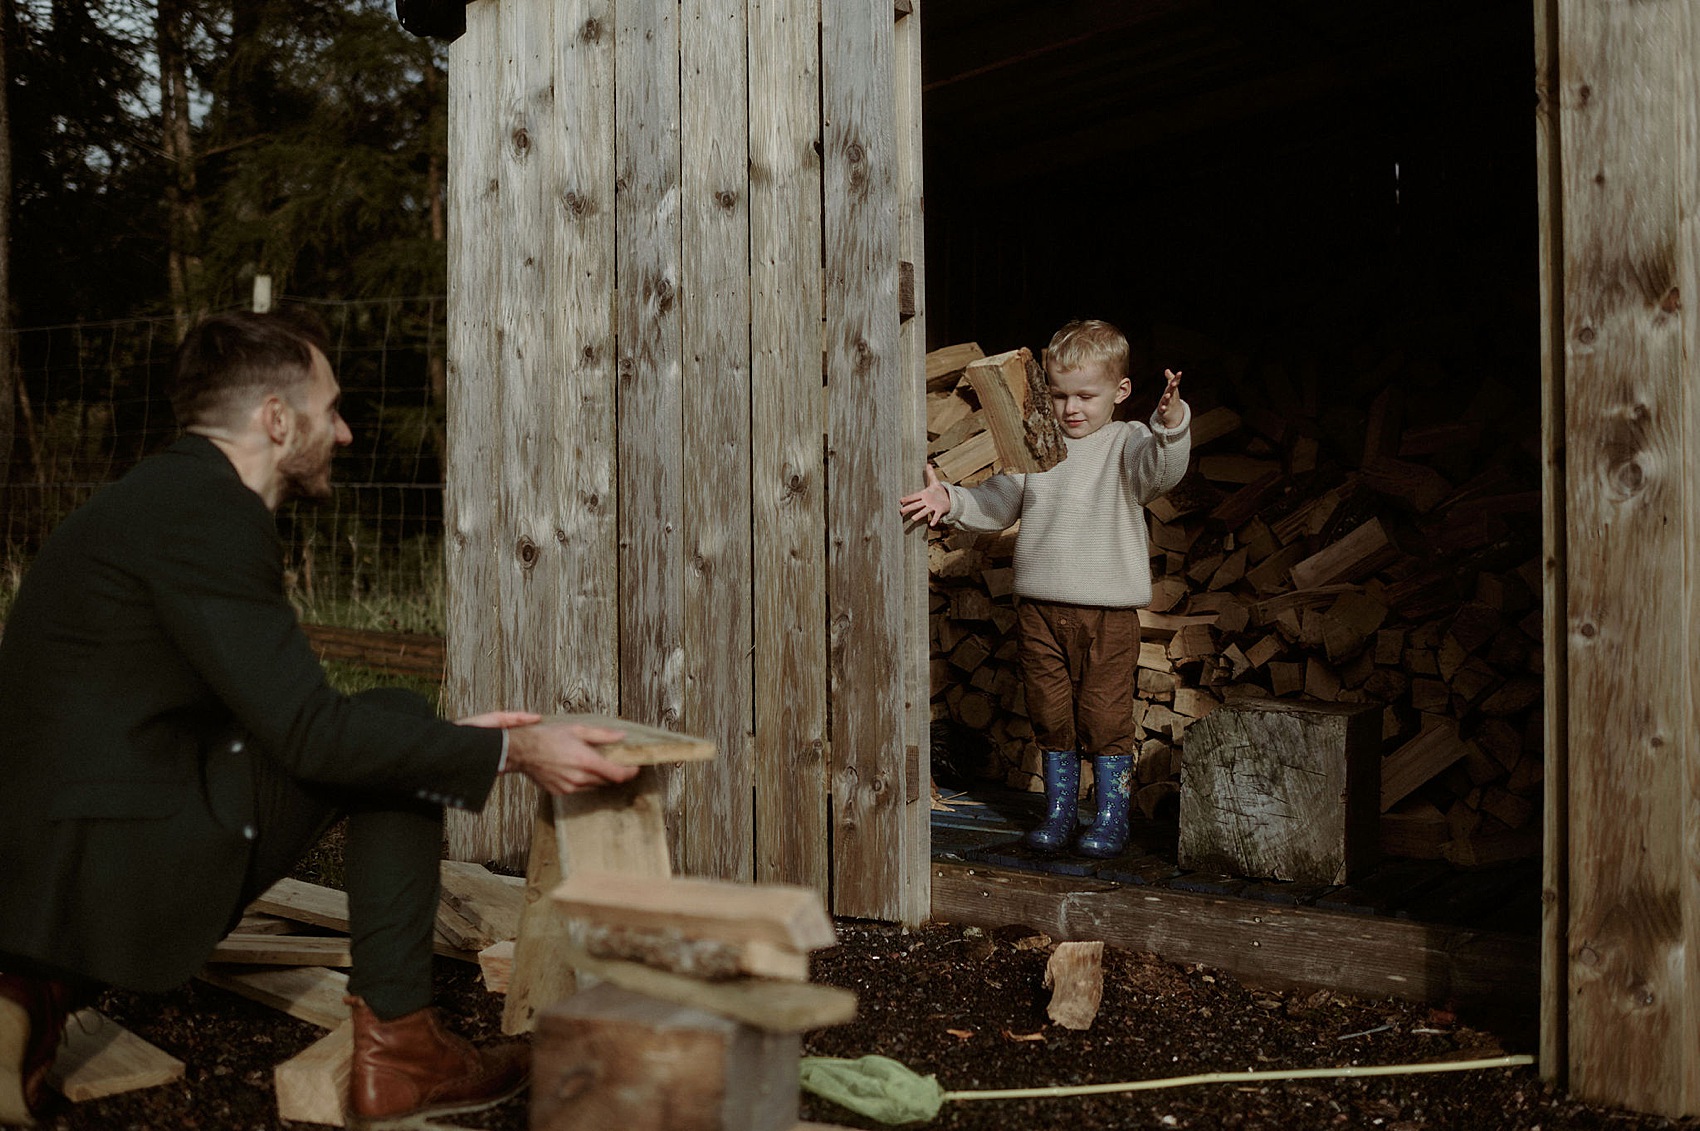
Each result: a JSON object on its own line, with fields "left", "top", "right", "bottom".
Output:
{"left": 0, "top": 436, "right": 502, "bottom": 991}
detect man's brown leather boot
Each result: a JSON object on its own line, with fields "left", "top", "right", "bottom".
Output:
{"left": 345, "top": 995, "right": 529, "bottom": 1127}
{"left": 0, "top": 974, "right": 80, "bottom": 1126}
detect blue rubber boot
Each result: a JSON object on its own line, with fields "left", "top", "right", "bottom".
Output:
{"left": 1023, "top": 750, "right": 1080, "bottom": 853}
{"left": 1075, "top": 755, "right": 1135, "bottom": 858}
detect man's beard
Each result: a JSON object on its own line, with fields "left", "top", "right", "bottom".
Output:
{"left": 278, "top": 425, "right": 336, "bottom": 502}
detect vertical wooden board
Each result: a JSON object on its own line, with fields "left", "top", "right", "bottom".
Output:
{"left": 1533, "top": 0, "right": 1568, "bottom": 1086}
{"left": 749, "top": 0, "right": 829, "bottom": 893}
{"left": 1557, "top": 0, "right": 1699, "bottom": 1115}
{"left": 680, "top": 0, "right": 755, "bottom": 882}
{"left": 823, "top": 0, "right": 905, "bottom": 920}
{"left": 550, "top": 0, "right": 620, "bottom": 725}
{"left": 444, "top": 0, "right": 511, "bottom": 864}
{"left": 616, "top": 0, "right": 687, "bottom": 868}
{"left": 893, "top": 0, "right": 930, "bottom": 925}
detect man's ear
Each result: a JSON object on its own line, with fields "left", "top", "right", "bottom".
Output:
{"left": 262, "top": 395, "right": 293, "bottom": 445}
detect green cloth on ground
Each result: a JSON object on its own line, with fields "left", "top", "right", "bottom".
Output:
{"left": 799, "top": 1055, "right": 946, "bottom": 1125}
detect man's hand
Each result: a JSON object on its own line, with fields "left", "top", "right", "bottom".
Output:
{"left": 1156, "top": 369, "right": 1185, "bottom": 429}
{"left": 499, "top": 719, "right": 638, "bottom": 795}
{"left": 898, "top": 463, "right": 952, "bottom": 527}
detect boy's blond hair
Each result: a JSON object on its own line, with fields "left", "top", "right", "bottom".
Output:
{"left": 1045, "top": 319, "right": 1129, "bottom": 380}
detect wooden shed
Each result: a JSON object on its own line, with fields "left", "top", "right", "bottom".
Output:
{"left": 442, "top": 0, "right": 1700, "bottom": 1118}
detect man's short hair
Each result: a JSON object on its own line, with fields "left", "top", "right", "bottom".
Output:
{"left": 1045, "top": 319, "right": 1130, "bottom": 380}
{"left": 170, "top": 308, "right": 333, "bottom": 428}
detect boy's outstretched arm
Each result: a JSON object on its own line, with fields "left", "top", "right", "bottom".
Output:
{"left": 1157, "top": 369, "right": 1185, "bottom": 429}
{"left": 1126, "top": 367, "right": 1192, "bottom": 503}
{"left": 899, "top": 463, "right": 952, "bottom": 527}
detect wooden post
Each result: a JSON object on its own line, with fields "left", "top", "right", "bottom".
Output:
{"left": 750, "top": 0, "right": 830, "bottom": 894}
{"left": 1550, "top": 0, "right": 1700, "bottom": 1116}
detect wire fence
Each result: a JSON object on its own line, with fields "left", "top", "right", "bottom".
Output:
{"left": 2, "top": 297, "right": 451, "bottom": 632}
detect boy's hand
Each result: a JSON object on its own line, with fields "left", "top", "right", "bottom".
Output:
{"left": 898, "top": 464, "right": 952, "bottom": 527}
{"left": 1157, "top": 369, "right": 1185, "bottom": 429}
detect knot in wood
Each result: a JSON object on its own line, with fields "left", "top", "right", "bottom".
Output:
{"left": 511, "top": 127, "right": 531, "bottom": 155}
{"left": 580, "top": 17, "right": 603, "bottom": 42}
{"left": 516, "top": 535, "right": 540, "bottom": 569}
{"left": 653, "top": 276, "right": 676, "bottom": 314}
{"left": 581, "top": 490, "right": 604, "bottom": 515}
{"left": 846, "top": 142, "right": 865, "bottom": 164}
{"left": 1578, "top": 83, "right": 1592, "bottom": 105}
{"left": 1660, "top": 287, "right": 1681, "bottom": 313}
{"left": 1578, "top": 326, "right": 1595, "bottom": 345}
{"left": 486, "top": 178, "right": 500, "bottom": 197}
{"left": 783, "top": 467, "right": 807, "bottom": 499}
{"left": 554, "top": 528, "right": 567, "bottom": 544}
{"left": 1576, "top": 945, "right": 1600, "bottom": 967}
{"left": 562, "top": 191, "right": 590, "bottom": 218}
{"left": 690, "top": 551, "right": 709, "bottom": 576}
{"left": 714, "top": 189, "right": 738, "bottom": 210}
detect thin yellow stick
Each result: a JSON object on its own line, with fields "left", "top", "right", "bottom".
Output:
{"left": 941, "top": 1054, "right": 1535, "bottom": 1102}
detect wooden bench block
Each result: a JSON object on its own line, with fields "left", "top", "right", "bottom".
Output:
{"left": 532, "top": 983, "right": 799, "bottom": 1131}
{"left": 1180, "top": 699, "right": 1381, "bottom": 884}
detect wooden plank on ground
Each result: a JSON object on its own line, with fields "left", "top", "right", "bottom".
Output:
{"left": 560, "top": 947, "right": 856, "bottom": 1034}
{"left": 681, "top": 0, "right": 755, "bottom": 885}
{"left": 197, "top": 966, "right": 350, "bottom": 1030}
{"left": 438, "top": 861, "right": 525, "bottom": 945}
{"left": 249, "top": 878, "right": 475, "bottom": 962}
{"left": 210, "top": 935, "right": 353, "bottom": 967}
{"left": 750, "top": 0, "right": 829, "bottom": 896}
{"left": 933, "top": 862, "right": 1536, "bottom": 1012}
{"left": 274, "top": 1020, "right": 352, "bottom": 1127}
{"left": 46, "top": 1011, "right": 184, "bottom": 1103}
{"left": 553, "top": 869, "right": 837, "bottom": 952}
{"left": 824, "top": 0, "right": 906, "bottom": 922}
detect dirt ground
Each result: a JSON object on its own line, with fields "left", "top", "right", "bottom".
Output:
{"left": 30, "top": 917, "right": 1700, "bottom": 1131}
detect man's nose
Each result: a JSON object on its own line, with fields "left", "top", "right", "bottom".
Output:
{"left": 335, "top": 416, "right": 354, "bottom": 446}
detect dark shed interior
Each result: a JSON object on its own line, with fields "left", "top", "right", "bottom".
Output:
{"left": 919, "top": 0, "right": 1546, "bottom": 932}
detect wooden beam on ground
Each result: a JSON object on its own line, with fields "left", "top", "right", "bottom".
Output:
{"left": 437, "top": 860, "right": 524, "bottom": 947}
{"left": 932, "top": 862, "right": 1536, "bottom": 1012}
{"left": 196, "top": 966, "right": 350, "bottom": 1030}
{"left": 46, "top": 1010, "right": 185, "bottom": 1102}
{"left": 560, "top": 946, "right": 856, "bottom": 1034}
{"left": 210, "top": 935, "right": 353, "bottom": 967}
{"left": 553, "top": 869, "right": 836, "bottom": 953}
{"left": 249, "top": 878, "right": 476, "bottom": 962}
{"left": 273, "top": 1020, "right": 352, "bottom": 1127}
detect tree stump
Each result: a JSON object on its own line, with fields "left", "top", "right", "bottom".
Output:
{"left": 1180, "top": 699, "right": 1380, "bottom": 883}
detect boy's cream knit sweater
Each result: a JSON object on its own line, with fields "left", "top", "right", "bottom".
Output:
{"left": 943, "top": 403, "right": 1192, "bottom": 609}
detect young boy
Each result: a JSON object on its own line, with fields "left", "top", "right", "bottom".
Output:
{"left": 901, "top": 319, "right": 1191, "bottom": 857}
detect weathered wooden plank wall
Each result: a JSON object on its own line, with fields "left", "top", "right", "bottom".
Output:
{"left": 446, "top": 0, "right": 621, "bottom": 867}
{"left": 749, "top": 0, "right": 829, "bottom": 893}
{"left": 1552, "top": 0, "right": 1700, "bottom": 1115}
{"left": 681, "top": 0, "right": 755, "bottom": 881}
{"left": 446, "top": 0, "right": 927, "bottom": 921}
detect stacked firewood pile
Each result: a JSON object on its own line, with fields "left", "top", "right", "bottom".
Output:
{"left": 925, "top": 333, "right": 1544, "bottom": 868}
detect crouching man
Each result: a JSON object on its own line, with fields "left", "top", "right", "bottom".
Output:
{"left": 0, "top": 309, "right": 636, "bottom": 1127}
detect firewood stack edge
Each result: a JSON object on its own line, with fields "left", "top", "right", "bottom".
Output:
{"left": 924, "top": 330, "right": 1544, "bottom": 869}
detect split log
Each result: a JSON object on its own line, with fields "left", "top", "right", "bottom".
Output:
{"left": 1043, "top": 941, "right": 1105, "bottom": 1030}
{"left": 553, "top": 870, "right": 837, "bottom": 954}
{"left": 962, "top": 347, "right": 1068, "bottom": 473}
{"left": 47, "top": 1011, "right": 185, "bottom": 1103}
{"left": 274, "top": 1021, "right": 352, "bottom": 1127}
